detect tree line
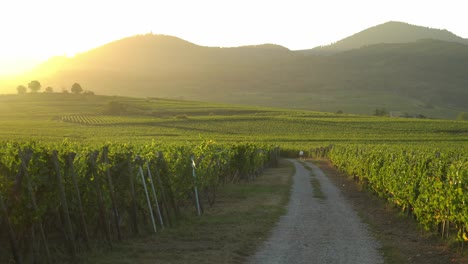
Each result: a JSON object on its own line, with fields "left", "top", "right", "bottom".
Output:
{"left": 16, "top": 80, "right": 94, "bottom": 95}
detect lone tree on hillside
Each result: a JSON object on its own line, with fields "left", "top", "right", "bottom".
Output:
{"left": 104, "top": 101, "right": 127, "bottom": 115}
{"left": 16, "top": 85, "right": 27, "bottom": 94}
{"left": 374, "top": 108, "right": 389, "bottom": 116}
{"left": 71, "top": 83, "right": 83, "bottom": 94}
{"left": 28, "top": 80, "right": 41, "bottom": 93}
{"left": 45, "top": 86, "right": 54, "bottom": 93}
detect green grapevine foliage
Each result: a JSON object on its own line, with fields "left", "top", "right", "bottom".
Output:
{"left": 327, "top": 144, "right": 467, "bottom": 242}
{"left": 0, "top": 140, "right": 278, "bottom": 262}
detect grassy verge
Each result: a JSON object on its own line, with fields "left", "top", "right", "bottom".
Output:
{"left": 85, "top": 159, "right": 293, "bottom": 264}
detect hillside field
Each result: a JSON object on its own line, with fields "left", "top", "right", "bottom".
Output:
{"left": 0, "top": 93, "right": 467, "bottom": 149}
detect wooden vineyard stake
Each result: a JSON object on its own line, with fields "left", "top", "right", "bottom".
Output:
{"left": 205, "top": 159, "right": 217, "bottom": 207}
{"left": 0, "top": 191, "right": 22, "bottom": 264}
{"left": 101, "top": 147, "right": 122, "bottom": 241}
{"left": 89, "top": 151, "right": 112, "bottom": 249}
{"left": 19, "top": 148, "right": 51, "bottom": 263}
{"left": 126, "top": 158, "right": 139, "bottom": 235}
{"left": 67, "top": 152, "right": 90, "bottom": 249}
{"left": 157, "top": 152, "right": 180, "bottom": 220}
{"left": 52, "top": 150, "right": 77, "bottom": 259}
{"left": 154, "top": 152, "right": 173, "bottom": 226}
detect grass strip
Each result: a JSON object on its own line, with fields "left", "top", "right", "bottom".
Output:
{"left": 85, "top": 159, "right": 293, "bottom": 264}
{"left": 310, "top": 177, "right": 326, "bottom": 200}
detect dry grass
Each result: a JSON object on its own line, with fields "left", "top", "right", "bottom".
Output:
{"left": 84, "top": 160, "right": 293, "bottom": 263}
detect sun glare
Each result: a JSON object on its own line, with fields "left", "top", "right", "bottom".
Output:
{"left": 0, "top": 58, "right": 36, "bottom": 77}
{"left": 64, "top": 52, "right": 77, "bottom": 58}
{"left": 0, "top": 0, "right": 466, "bottom": 78}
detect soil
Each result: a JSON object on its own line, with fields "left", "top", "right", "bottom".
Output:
{"left": 313, "top": 159, "right": 467, "bottom": 264}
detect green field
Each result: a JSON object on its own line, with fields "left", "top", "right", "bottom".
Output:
{"left": 1, "top": 93, "right": 467, "bottom": 148}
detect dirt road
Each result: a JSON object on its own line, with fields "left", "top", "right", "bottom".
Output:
{"left": 247, "top": 159, "right": 384, "bottom": 264}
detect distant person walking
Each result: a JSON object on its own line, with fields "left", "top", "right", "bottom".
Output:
{"left": 299, "top": 150, "right": 304, "bottom": 160}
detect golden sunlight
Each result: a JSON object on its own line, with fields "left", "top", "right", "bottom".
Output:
{"left": 0, "top": 0, "right": 466, "bottom": 78}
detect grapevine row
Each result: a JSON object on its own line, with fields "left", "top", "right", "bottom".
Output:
{"left": 325, "top": 144, "right": 467, "bottom": 243}
{"left": 61, "top": 115, "right": 123, "bottom": 125}
{"left": 0, "top": 140, "right": 279, "bottom": 263}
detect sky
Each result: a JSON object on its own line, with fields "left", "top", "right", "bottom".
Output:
{"left": 0, "top": 0, "right": 467, "bottom": 77}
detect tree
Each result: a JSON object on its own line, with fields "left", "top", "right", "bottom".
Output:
{"left": 374, "top": 108, "right": 388, "bottom": 116}
{"left": 104, "top": 101, "right": 127, "bottom": 115}
{"left": 83, "top": 90, "right": 95, "bottom": 95}
{"left": 45, "top": 86, "right": 54, "bottom": 93}
{"left": 16, "top": 85, "right": 27, "bottom": 94}
{"left": 71, "top": 83, "right": 83, "bottom": 94}
{"left": 28, "top": 80, "right": 41, "bottom": 93}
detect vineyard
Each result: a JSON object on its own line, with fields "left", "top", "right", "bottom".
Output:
{"left": 61, "top": 115, "right": 124, "bottom": 125}
{"left": 320, "top": 145, "right": 467, "bottom": 243}
{"left": 0, "top": 140, "right": 279, "bottom": 263}
{"left": 0, "top": 93, "right": 467, "bottom": 262}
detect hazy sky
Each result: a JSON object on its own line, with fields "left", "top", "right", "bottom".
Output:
{"left": 0, "top": 0, "right": 466, "bottom": 76}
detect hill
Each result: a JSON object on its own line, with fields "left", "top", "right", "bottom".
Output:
{"left": 13, "top": 23, "right": 468, "bottom": 120}
{"left": 29, "top": 34, "right": 300, "bottom": 95}
{"left": 299, "top": 21, "right": 468, "bottom": 55}
{"left": 316, "top": 39, "right": 468, "bottom": 109}
{"left": 34, "top": 34, "right": 294, "bottom": 76}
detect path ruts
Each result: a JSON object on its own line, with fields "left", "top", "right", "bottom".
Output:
{"left": 248, "top": 159, "right": 383, "bottom": 264}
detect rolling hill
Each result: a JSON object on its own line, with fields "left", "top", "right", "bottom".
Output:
{"left": 15, "top": 22, "right": 468, "bottom": 119}
{"left": 299, "top": 21, "right": 468, "bottom": 55}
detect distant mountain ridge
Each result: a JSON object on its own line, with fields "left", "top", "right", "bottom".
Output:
{"left": 25, "top": 22, "right": 468, "bottom": 119}
{"left": 35, "top": 34, "right": 295, "bottom": 76}
{"left": 299, "top": 21, "right": 468, "bottom": 55}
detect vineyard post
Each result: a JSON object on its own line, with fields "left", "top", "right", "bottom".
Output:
{"left": 101, "top": 147, "right": 122, "bottom": 241}
{"left": 205, "top": 159, "right": 217, "bottom": 207}
{"left": 52, "top": 150, "right": 77, "bottom": 260}
{"left": 138, "top": 163, "right": 157, "bottom": 233}
{"left": 191, "top": 156, "right": 201, "bottom": 217}
{"left": 0, "top": 191, "right": 22, "bottom": 264}
{"left": 126, "top": 158, "right": 139, "bottom": 235}
{"left": 275, "top": 147, "right": 280, "bottom": 167}
{"left": 146, "top": 163, "right": 164, "bottom": 229}
{"left": 446, "top": 220, "right": 450, "bottom": 239}
{"left": 89, "top": 151, "right": 112, "bottom": 249}
{"left": 68, "top": 152, "right": 90, "bottom": 248}
{"left": 154, "top": 152, "right": 172, "bottom": 226}
{"left": 158, "top": 151, "right": 180, "bottom": 219}
{"left": 19, "top": 148, "right": 51, "bottom": 263}
{"left": 30, "top": 225, "right": 37, "bottom": 262}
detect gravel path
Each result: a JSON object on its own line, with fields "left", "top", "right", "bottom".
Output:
{"left": 247, "top": 160, "right": 384, "bottom": 264}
